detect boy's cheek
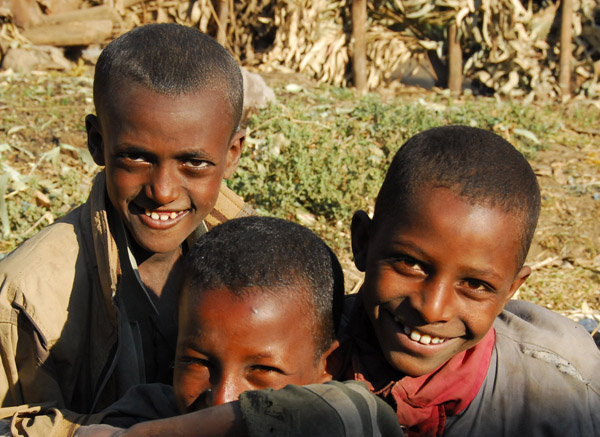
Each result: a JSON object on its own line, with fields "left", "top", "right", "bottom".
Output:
{"left": 173, "top": 368, "right": 207, "bottom": 413}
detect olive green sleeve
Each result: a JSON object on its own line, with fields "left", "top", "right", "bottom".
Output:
{"left": 239, "top": 380, "right": 403, "bottom": 437}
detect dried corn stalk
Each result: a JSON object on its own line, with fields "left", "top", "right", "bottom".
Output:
{"left": 1, "top": 0, "right": 597, "bottom": 98}
{"left": 374, "top": 0, "right": 599, "bottom": 98}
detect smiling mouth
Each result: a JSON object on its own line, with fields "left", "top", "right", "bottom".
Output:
{"left": 393, "top": 314, "right": 447, "bottom": 346}
{"left": 144, "top": 209, "right": 186, "bottom": 221}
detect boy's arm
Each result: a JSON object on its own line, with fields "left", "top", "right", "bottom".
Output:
{"left": 77, "top": 381, "right": 404, "bottom": 437}
{"left": 77, "top": 402, "right": 245, "bottom": 437}
{"left": 205, "top": 185, "right": 255, "bottom": 229}
{"left": 0, "top": 285, "right": 66, "bottom": 408}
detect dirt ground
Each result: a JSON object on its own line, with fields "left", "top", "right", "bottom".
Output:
{"left": 0, "top": 67, "right": 599, "bottom": 324}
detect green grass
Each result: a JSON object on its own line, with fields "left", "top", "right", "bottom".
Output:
{"left": 2, "top": 74, "right": 597, "bottom": 312}
{"left": 230, "top": 85, "right": 558, "bottom": 258}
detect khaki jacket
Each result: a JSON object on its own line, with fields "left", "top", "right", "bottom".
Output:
{"left": 0, "top": 172, "right": 251, "bottom": 433}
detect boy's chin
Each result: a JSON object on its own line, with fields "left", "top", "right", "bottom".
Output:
{"left": 128, "top": 229, "right": 189, "bottom": 257}
{"left": 384, "top": 349, "right": 455, "bottom": 378}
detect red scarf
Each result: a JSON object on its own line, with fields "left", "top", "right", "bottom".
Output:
{"left": 344, "top": 299, "right": 495, "bottom": 437}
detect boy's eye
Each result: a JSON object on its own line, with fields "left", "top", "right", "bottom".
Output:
{"left": 177, "top": 356, "right": 211, "bottom": 368}
{"left": 250, "top": 365, "right": 285, "bottom": 375}
{"left": 460, "top": 279, "right": 494, "bottom": 294}
{"left": 392, "top": 256, "right": 426, "bottom": 275}
{"left": 120, "top": 153, "right": 148, "bottom": 163}
{"left": 183, "top": 159, "right": 211, "bottom": 170}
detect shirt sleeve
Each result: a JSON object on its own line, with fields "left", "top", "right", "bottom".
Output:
{"left": 239, "top": 380, "right": 403, "bottom": 437}
{"left": 99, "top": 383, "right": 180, "bottom": 428}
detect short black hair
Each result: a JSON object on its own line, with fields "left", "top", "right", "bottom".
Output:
{"left": 93, "top": 23, "right": 243, "bottom": 133}
{"left": 374, "top": 125, "right": 540, "bottom": 267}
{"left": 182, "top": 216, "right": 344, "bottom": 358}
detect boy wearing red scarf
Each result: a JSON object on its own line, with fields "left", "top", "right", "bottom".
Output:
{"left": 341, "top": 125, "right": 600, "bottom": 436}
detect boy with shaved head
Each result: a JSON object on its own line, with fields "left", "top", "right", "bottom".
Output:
{"left": 343, "top": 125, "right": 600, "bottom": 435}
{"left": 0, "top": 23, "right": 250, "bottom": 424}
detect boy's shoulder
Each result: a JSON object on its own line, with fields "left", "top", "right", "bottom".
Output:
{"left": 444, "top": 300, "right": 600, "bottom": 436}
{"left": 495, "top": 299, "right": 600, "bottom": 384}
{"left": 0, "top": 202, "right": 89, "bottom": 291}
{"left": 0, "top": 202, "right": 98, "bottom": 341}
{"left": 0, "top": 173, "right": 111, "bottom": 341}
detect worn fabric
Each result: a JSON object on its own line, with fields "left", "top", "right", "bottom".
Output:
{"left": 0, "top": 404, "right": 105, "bottom": 437}
{"left": 73, "top": 381, "right": 403, "bottom": 436}
{"left": 0, "top": 172, "right": 251, "bottom": 433}
{"left": 239, "top": 381, "right": 404, "bottom": 437}
{"left": 342, "top": 296, "right": 600, "bottom": 436}
{"left": 0, "top": 172, "right": 122, "bottom": 415}
{"left": 443, "top": 299, "right": 600, "bottom": 436}
{"left": 97, "top": 383, "right": 179, "bottom": 428}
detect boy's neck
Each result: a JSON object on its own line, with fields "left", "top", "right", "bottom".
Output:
{"left": 130, "top": 234, "right": 184, "bottom": 300}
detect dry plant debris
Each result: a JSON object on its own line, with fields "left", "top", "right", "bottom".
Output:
{"left": 1, "top": 0, "right": 598, "bottom": 99}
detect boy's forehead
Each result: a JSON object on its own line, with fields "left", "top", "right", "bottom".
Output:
{"left": 100, "top": 80, "right": 234, "bottom": 127}
{"left": 372, "top": 186, "right": 524, "bottom": 263}
{"left": 376, "top": 185, "right": 521, "bottom": 229}
{"left": 180, "top": 284, "right": 312, "bottom": 318}
{"left": 178, "top": 285, "right": 319, "bottom": 353}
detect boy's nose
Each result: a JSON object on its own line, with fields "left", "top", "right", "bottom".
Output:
{"left": 208, "top": 376, "right": 247, "bottom": 407}
{"left": 146, "top": 165, "right": 179, "bottom": 205}
{"left": 410, "top": 277, "right": 457, "bottom": 324}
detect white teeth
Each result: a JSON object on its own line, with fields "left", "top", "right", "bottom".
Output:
{"left": 420, "top": 334, "right": 432, "bottom": 345}
{"left": 409, "top": 331, "right": 421, "bottom": 342}
{"left": 145, "top": 209, "right": 180, "bottom": 221}
{"left": 394, "top": 314, "right": 446, "bottom": 345}
{"left": 407, "top": 326, "right": 445, "bottom": 345}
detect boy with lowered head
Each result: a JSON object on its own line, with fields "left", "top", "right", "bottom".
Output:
{"left": 0, "top": 22, "right": 248, "bottom": 418}
{"left": 76, "top": 216, "right": 402, "bottom": 436}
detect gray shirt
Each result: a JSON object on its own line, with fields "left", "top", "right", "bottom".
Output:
{"left": 444, "top": 300, "right": 600, "bottom": 436}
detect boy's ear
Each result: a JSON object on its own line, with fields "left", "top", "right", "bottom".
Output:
{"left": 85, "top": 114, "right": 105, "bottom": 166}
{"left": 351, "top": 211, "right": 371, "bottom": 272}
{"left": 223, "top": 128, "right": 245, "bottom": 179}
{"left": 317, "top": 340, "right": 340, "bottom": 383}
{"left": 504, "top": 265, "right": 532, "bottom": 305}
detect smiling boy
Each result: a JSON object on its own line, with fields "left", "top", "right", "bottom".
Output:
{"left": 0, "top": 23, "right": 249, "bottom": 418}
{"left": 343, "top": 125, "right": 600, "bottom": 435}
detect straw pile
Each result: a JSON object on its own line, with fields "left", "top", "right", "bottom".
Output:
{"left": 375, "top": 0, "right": 600, "bottom": 99}
{"left": 131, "top": 0, "right": 599, "bottom": 98}
{"left": 2, "top": 0, "right": 599, "bottom": 98}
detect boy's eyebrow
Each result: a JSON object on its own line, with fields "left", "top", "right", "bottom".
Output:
{"left": 176, "top": 151, "right": 215, "bottom": 161}
{"left": 461, "top": 267, "right": 504, "bottom": 283}
{"left": 113, "top": 144, "right": 152, "bottom": 155}
{"left": 114, "top": 144, "right": 215, "bottom": 160}
{"left": 246, "top": 352, "right": 278, "bottom": 361}
{"left": 388, "top": 238, "right": 430, "bottom": 259}
{"left": 390, "top": 238, "right": 504, "bottom": 282}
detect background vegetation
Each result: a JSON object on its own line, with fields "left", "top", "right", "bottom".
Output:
{"left": 1, "top": 69, "right": 598, "bottom": 315}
